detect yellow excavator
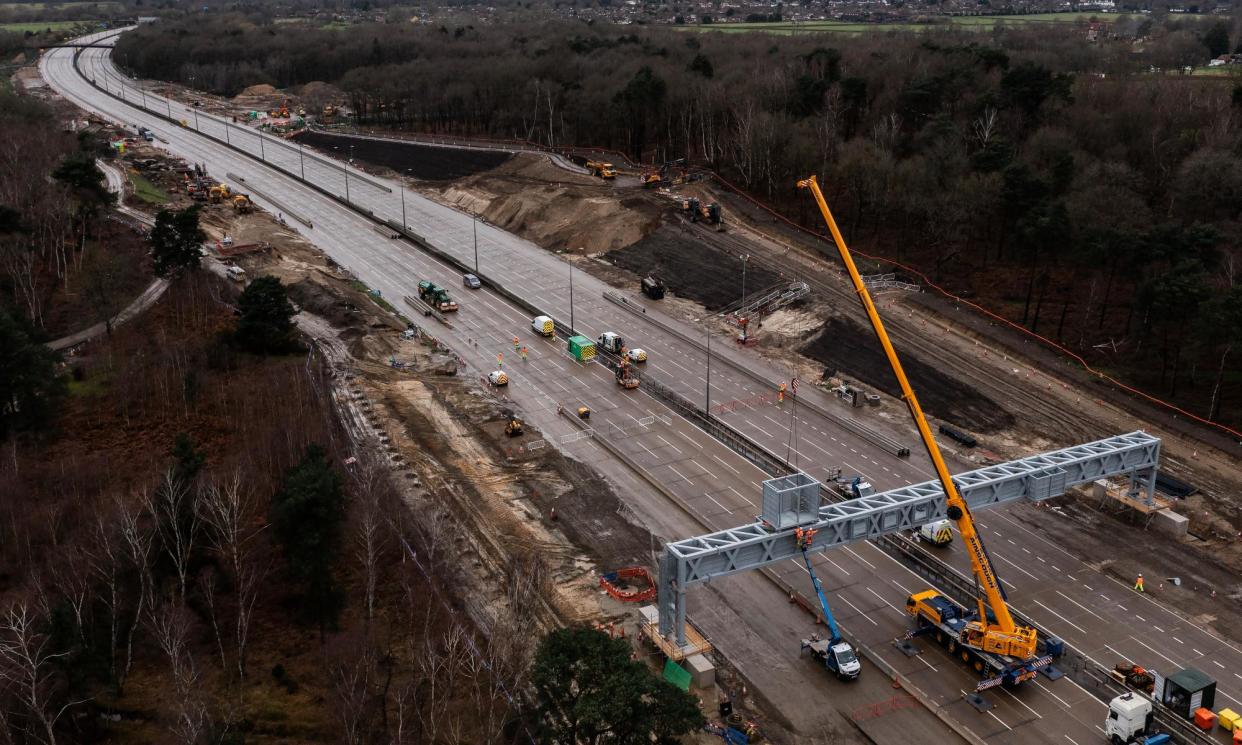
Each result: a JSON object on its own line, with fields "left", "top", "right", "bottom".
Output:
{"left": 798, "top": 175, "right": 1045, "bottom": 689}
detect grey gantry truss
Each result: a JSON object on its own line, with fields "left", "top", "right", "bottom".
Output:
{"left": 657, "top": 431, "right": 1161, "bottom": 644}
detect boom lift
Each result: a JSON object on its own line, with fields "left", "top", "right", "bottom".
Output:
{"left": 797, "top": 175, "right": 1046, "bottom": 689}
{"left": 795, "top": 527, "right": 861, "bottom": 680}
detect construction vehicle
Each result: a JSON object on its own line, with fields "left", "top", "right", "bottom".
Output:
{"left": 488, "top": 370, "right": 509, "bottom": 387}
{"left": 798, "top": 174, "right": 1049, "bottom": 691}
{"left": 417, "top": 280, "right": 458, "bottom": 312}
{"left": 795, "top": 527, "right": 862, "bottom": 681}
{"left": 231, "top": 194, "right": 253, "bottom": 213}
{"left": 504, "top": 411, "right": 523, "bottom": 436}
{"left": 616, "top": 358, "right": 640, "bottom": 389}
{"left": 597, "top": 331, "right": 625, "bottom": 354}
{"left": 567, "top": 335, "right": 596, "bottom": 362}
{"left": 531, "top": 315, "right": 554, "bottom": 337}
{"left": 209, "top": 183, "right": 231, "bottom": 203}
{"left": 585, "top": 160, "right": 616, "bottom": 179}
{"left": 679, "top": 198, "right": 722, "bottom": 226}
{"left": 1105, "top": 693, "right": 1170, "bottom": 745}
{"left": 137, "top": 126, "right": 154, "bottom": 142}
{"left": 641, "top": 276, "right": 665, "bottom": 300}
{"left": 625, "top": 348, "right": 647, "bottom": 363}
{"left": 642, "top": 158, "right": 687, "bottom": 189}
{"left": 917, "top": 519, "right": 954, "bottom": 546}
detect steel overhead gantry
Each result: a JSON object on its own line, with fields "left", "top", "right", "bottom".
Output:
{"left": 656, "top": 430, "right": 1160, "bottom": 644}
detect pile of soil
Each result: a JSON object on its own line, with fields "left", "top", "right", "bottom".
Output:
{"left": 438, "top": 155, "right": 663, "bottom": 254}
{"left": 801, "top": 316, "right": 1015, "bottom": 433}
{"left": 237, "top": 83, "right": 278, "bottom": 97}
{"left": 607, "top": 223, "right": 784, "bottom": 311}
{"left": 297, "top": 130, "right": 511, "bottom": 181}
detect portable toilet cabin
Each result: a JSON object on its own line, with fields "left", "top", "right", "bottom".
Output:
{"left": 567, "top": 335, "right": 596, "bottom": 362}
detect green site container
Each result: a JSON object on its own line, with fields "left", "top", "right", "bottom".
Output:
{"left": 567, "top": 335, "right": 596, "bottom": 362}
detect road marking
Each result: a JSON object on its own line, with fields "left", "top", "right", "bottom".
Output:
{"left": 1000, "top": 687, "right": 1042, "bottom": 719}
{"left": 842, "top": 545, "right": 876, "bottom": 570}
{"left": 1083, "top": 584, "right": 1093, "bottom": 591}
{"left": 1064, "top": 736, "right": 1081, "bottom": 745}
{"left": 1116, "top": 604, "right": 1127, "bottom": 612}
{"left": 995, "top": 553, "right": 1041, "bottom": 581}
{"left": 838, "top": 595, "right": 879, "bottom": 626}
{"left": 1214, "top": 661, "right": 1226, "bottom": 669}
{"left": 1033, "top": 600, "right": 1087, "bottom": 635}
{"left": 690, "top": 459, "right": 710, "bottom": 478}
{"left": 1152, "top": 626, "right": 1164, "bottom": 634}
{"left": 1130, "top": 637, "right": 1180, "bottom": 667}
{"left": 674, "top": 429, "right": 703, "bottom": 449}
{"left": 891, "top": 578, "right": 914, "bottom": 595}
{"left": 1171, "top": 636, "right": 1183, "bottom": 645}
{"left": 1055, "top": 590, "right": 1106, "bottom": 621}
{"left": 712, "top": 454, "right": 740, "bottom": 475}
{"left": 667, "top": 464, "right": 693, "bottom": 485}
{"left": 1134, "top": 615, "right": 1145, "bottom": 622}
{"left": 1192, "top": 648, "right": 1204, "bottom": 656}
{"left": 704, "top": 493, "right": 730, "bottom": 513}
{"left": 657, "top": 435, "right": 682, "bottom": 455}
{"left": 749, "top": 422, "right": 775, "bottom": 438}
{"left": 823, "top": 556, "right": 851, "bottom": 577}
{"left": 987, "top": 711, "right": 1012, "bottom": 731}
{"left": 865, "top": 587, "right": 903, "bottom": 616}
{"left": 914, "top": 655, "right": 937, "bottom": 672}
{"left": 727, "top": 486, "right": 755, "bottom": 506}
{"left": 1051, "top": 565, "right": 1060, "bottom": 573}
{"left": 762, "top": 414, "right": 788, "bottom": 431}
{"left": 1034, "top": 679, "right": 1073, "bottom": 709}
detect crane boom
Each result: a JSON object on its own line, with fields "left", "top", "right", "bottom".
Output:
{"left": 796, "top": 175, "right": 1037, "bottom": 661}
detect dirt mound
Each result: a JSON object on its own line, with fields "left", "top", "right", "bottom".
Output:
{"left": 801, "top": 316, "right": 1015, "bottom": 433}
{"left": 297, "top": 130, "right": 510, "bottom": 181}
{"left": 606, "top": 223, "right": 784, "bottom": 310}
{"left": 236, "top": 83, "right": 278, "bottom": 98}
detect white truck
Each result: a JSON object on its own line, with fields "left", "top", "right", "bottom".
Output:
{"left": 917, "top": 519, "right": 953, "bottom": 546}
{"left": 1105, "top": 693, "right": 1170, "bottom": 745}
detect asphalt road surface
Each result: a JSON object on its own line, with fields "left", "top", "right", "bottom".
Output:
{"left": 43, "top": 34, "right": 1238, "bottom": 745}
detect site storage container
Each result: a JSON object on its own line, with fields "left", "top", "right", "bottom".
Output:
{"left": 567, "top": 335, "right": 596, "bottom": 362}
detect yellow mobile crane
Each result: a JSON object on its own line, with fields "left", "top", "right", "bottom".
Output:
{"left": 797, "top": 176, "right": 1048, "bottom": 689}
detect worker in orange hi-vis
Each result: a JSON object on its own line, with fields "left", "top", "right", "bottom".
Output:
{"left": 778, "top": 382, "right": 787, "bottom": 403}
{"left": 513, "top": 335, "right": 520, "bottom": 352}
{"left": 1134, "top": 573, "right": 1145, "bottom": 592}
{"left": 520, "top": 346, "right": 528, "bottom": 361}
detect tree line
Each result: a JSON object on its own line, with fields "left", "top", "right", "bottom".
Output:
{"left": 114, "top": 15, "right": 1242, "bottom": 429}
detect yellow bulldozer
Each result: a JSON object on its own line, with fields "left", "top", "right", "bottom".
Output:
{"left": 209, "top": 183, "right": 231, "bottom": 203}
{"left": 231, "top": 194, "right": 253, "bottom": 214}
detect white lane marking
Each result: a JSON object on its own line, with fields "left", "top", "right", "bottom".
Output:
{"left": 866, "top": 587, "right": 903, "bottom": 616}
{"left": 1034, "top": 679, "right": 1073, "bottom": 709}
{"left": 914, "top": 654, "right": 937, "bottom": 672}
{"left": 987, "top": 711, "right": 1012, "bottom": 731}
{"left": 750, "top": 422, "right": 775, "bottom": 439}
{"left": 1055, "top": 590, "right": 1106, "bottom": 621}
{"left": 1152, "top": 626, "right": 1164, "bottom": 634}
{"left": 823, "top": 556, "right": 851, "bottom": 577}
{"left": 1214, "top": 661, "right": 1226, "bottom": 669}
{"left": 690, "top": 459, "right": 710, "bottom": 477}
{"left": 1116, "top": 604, "right": 1127, "bottom": 612}
{"left": 704, "top": 493, "right": 730, "bottom": 513}
{"left": 1000, "top": 687, "right": 1042, "bottom": 719}
{"left": 842, "top": 545, "right": 876, "bottom": 570}
{"left": 728, "top": 486, "right": 755, "bottom": 506}
{"left": 1192, "top": 648, "right": 1204, "bottom": 656}
{"left": 1064, "top": 736, "right": 1081, "bottom": 745}
{"left": 891, "top": 578, "right": 914, "bottom": 595}
{"left": 657, "top": 434, "right": 683, "bottom": 455}
{"left": 1134, "top": 615, "right": 1145, "bottom": 622}
{"left": 1130, "top": 637, "right": 1180, "bottom": 667}
{"left": 667, "top": 464, "right": 693, "bottom": 485}
{"left": 1033, "top": 600, "right": 1087, "bottom": 635}
{"left": 1171, "top": 636, "right": 1183, "bottom": 645}
{"left": 674, "top": 428, "right": 704, "bottom": 449}
{"left": 838, "top": 595, "right": 879, "bottom": 626}
{"left": 1082, "top": 584, "right": 1093, "bottom": 591}
{"left": 712, "top": 454, "right": 740, "bottom": 475}
{"left": 995, "top": 553, "right": 1041, "bottom": 581}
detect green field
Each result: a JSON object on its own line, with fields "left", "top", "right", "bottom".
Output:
{"left": 678, "top": 12, "right": 1124, "bottom": 34}
{"left": 128, "top": 171, "right": 169, "bottom": 205}
{"left": 0, "top": 19, "right": 92, "bottom": 33}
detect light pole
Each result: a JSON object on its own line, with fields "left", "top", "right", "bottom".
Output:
{"left": 473, "top": 216, "right": 479, "bottom": 273}
{"left": 224, "top": 120, "right": 230, "bottom": 145}
{"left": 259, "top": 131, "right": 266, "bottom": 161}
{"left": 139, "top": 85, "right": 147, "bottom": 110}
{"left": 298, "top": 141, "right": 306, "bottom": 180}
{"left": 192, "top": 108, "right": 200, "bottom": 131}
{"left": 399, "top": 169, "right": 407, "bottom": 228}
{"left": 165, "top": 97, "right": 171, "bottom": 117}
{"left": 740, "top": 253, "right": 750, "bottom": 342}
{"left": 705, "top": 325, "right": 712, "bottom": 412}
{"left": 569, "top": 262, "right": 575, "bottom": 332}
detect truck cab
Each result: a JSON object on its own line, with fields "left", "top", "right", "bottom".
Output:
{"left": 598, "top": 331, "right": 624, "bottom": 354}
{"left": 851, "top": 478, "right": 874, "bottom": 498}
{"left": 1105, "top": 693, "right": 1156, "bottom": 745}
{"left": 801, "top": 635, "right": 861, "bottom": 681}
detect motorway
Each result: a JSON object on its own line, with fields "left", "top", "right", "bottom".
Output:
{"left": 43, "top": 32, "right": 1238, "bottom": 744}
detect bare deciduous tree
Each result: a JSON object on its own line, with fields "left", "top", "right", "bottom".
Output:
{"left": 148, "top": 470, "right": 199, "bottom": 606}
{"left": 0, "top": 603, "right": 81, "bottom": 745}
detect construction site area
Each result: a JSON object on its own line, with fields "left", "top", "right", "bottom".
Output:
{"left": 16, "top": 30, "right": 1242, "bottom": 745}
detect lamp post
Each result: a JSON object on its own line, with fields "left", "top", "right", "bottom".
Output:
{"left": 740, "top": 253, "right": 750, "bottom": 342}
{"left": 399, "top": 169, "right": 407, "bottom": 228}
{"left": 705, "top": 325, "right": 712, "bottom": 412}
{"left": 298, "top": 141, "right": 306, "bottom": 180}
{"left": 473, "top": 216, "right": 479, "bottom": 273}
{"left": 165, "top": 97, "right": 171, "bottom": 117}
{"left": 259, "top": 131, "right": 265, "bottom": 161}
{"left": 192, "top": 108, "right": 199, "bottom": 131}
{"left": 569, "top": 262, "right": 575, "bottom": 332}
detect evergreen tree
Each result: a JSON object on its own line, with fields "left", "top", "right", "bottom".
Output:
{"left": 234, "top": 275, "right": 299, "bottom": 354}
{"left": 150, "top": 206, "right": 204, "bottom": 279}
{"left": 0, "top": 307, "right": 67, "bottom": 440}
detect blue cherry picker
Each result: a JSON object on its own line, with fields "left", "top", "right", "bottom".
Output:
{"left": 796, "top": 527, "right": 862, "bottom": 681}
